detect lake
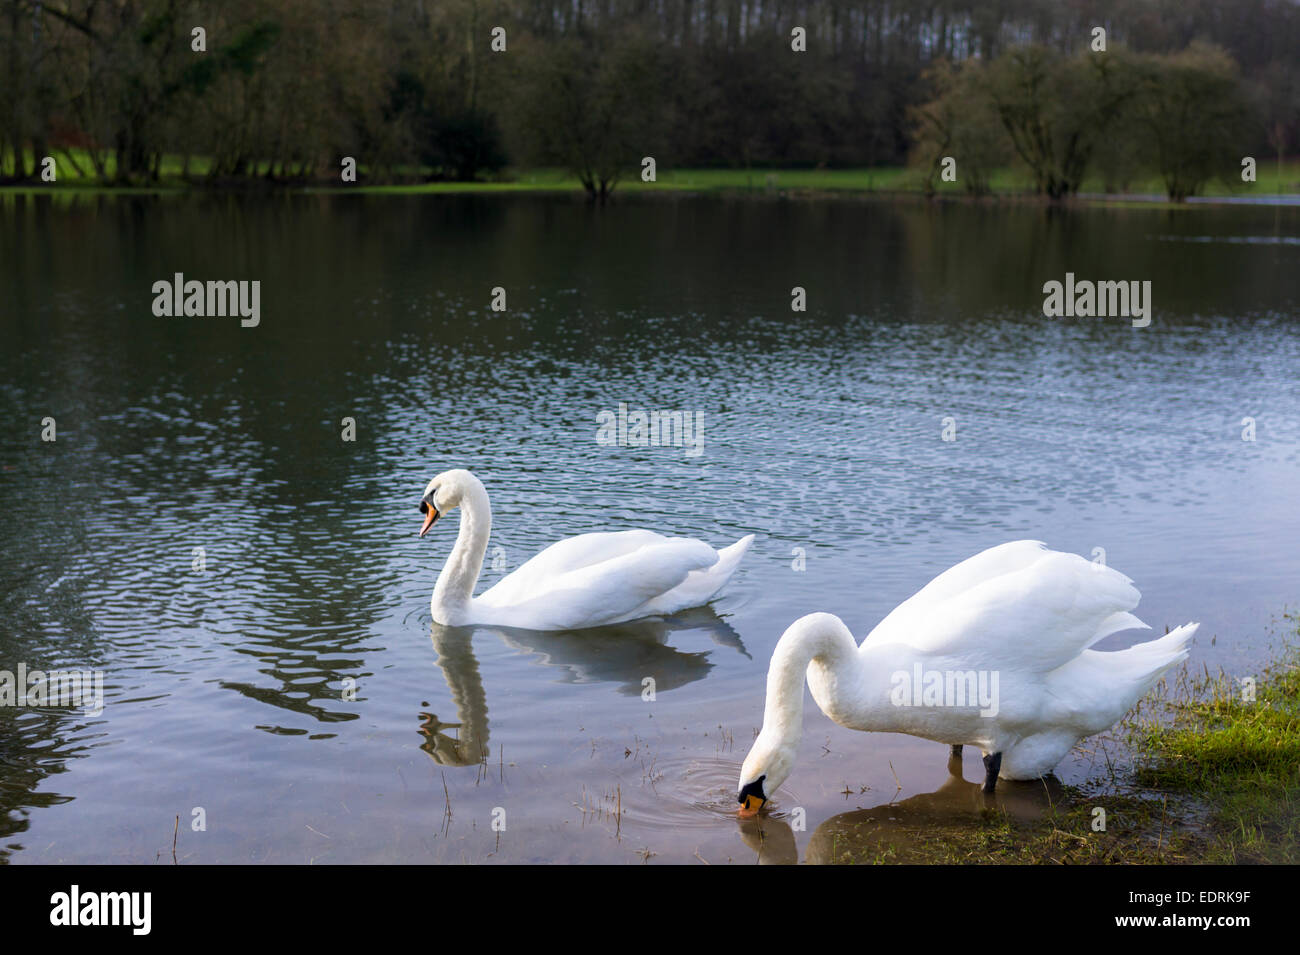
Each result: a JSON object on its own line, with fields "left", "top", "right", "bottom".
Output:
{"left": 1, "top": 191, "right": 1297, "bottom": 863}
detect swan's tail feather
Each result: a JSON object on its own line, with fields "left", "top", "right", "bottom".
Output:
{"left": 710, "top": 534, "right": 755, "bottom": 590}
{"left": 655, "top": 533, "right": 754, "bottom": 612}
{"left": 1056, "top": 622, "right": 1197, "bottom": 732}
{"left": 691, "top": 530, "right": 754, "bottom": 597}
{"left": 1115, "top": 622, "right": 1198, "bottom": 694}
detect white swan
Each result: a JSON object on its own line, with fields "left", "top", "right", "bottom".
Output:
{"left": 417, "top": 469, "right": 753, "bottom": 630}
{"left": 736, "top": 540, "right": 1198, "bottom": 811}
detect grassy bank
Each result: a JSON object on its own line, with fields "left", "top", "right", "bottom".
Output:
{"left": 1125, "top": 637, "right": 1300, "bottom": 863}
{"left": 4, "top": 149, "right": 1298, "bottom": 201}
{"left": 825, "top": 616, "right": 1300, "bottom": 864}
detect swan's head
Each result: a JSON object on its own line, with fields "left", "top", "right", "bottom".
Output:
{"left": 736, "top": 730, "right": 796, "bottom": 816}
{"left": 418, "top": 469, "right": 481, "bottom": 537}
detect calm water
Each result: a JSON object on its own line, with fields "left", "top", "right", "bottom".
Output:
{"left": 1, "top": 193, "right": 1298, "bottom": 864}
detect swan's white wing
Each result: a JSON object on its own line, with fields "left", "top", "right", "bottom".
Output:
{"left": 888, "top": 549, "right": 1144, "bottom": 674}
{"left": 866, "top": 540, "right": 1050, "bottom": 644}
{"left": 477, "top": 530, "right": 672, "bottom": 606}
{"left": 478, "top": 537, "right": 721, "bottom": 630}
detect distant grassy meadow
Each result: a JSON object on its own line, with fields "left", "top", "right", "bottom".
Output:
{"left": 4, "top": 149, "right": 1298, "bottom": 202}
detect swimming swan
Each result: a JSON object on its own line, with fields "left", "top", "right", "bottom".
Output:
{"left": 737, "top": 540, "right": 1197, "bottom": 810}
{"left": 417, "top": 469, "right": 753, "bottom": 630}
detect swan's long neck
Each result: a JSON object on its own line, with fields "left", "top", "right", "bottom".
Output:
{"left": 763, "top": 613, "right": 918, "bottom": 742}
{"left": 431, "top": 481, "right": 492, "bottom": 619}
{"left": 760, "top": 613, "right": 862, "bottom": 743}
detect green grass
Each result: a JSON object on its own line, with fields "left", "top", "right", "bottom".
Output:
{"left": 6, "top": 147, "right": 1298, "bottom": 201}
{"left": 0, "top": 148, "right": 205, "bottom": 189}
{"left": 1125, "top": 632, "right": 1300, "bottom": 864}
{"left": 340, "top": 162, "right": 1300, "bottom": 198}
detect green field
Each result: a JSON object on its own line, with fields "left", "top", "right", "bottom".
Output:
{"left": 4, "top": 148, "right": 1298, "bottom": 202}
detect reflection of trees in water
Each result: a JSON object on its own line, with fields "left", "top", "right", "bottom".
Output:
{"left": 0, "top": 707, "right": 93, "bottom": 860}
{"left": 419, "top": 609, "right": 748, "bottom": 767}
{"left": 737, "top": 762, "right": 1064, "bottom": 865}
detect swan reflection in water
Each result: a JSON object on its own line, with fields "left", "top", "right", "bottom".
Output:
{"left": 736, "top": 757, "right": 1064, "bottom": 864}
{"left": 418, "top": 608, "right": 748, "bottom": 766}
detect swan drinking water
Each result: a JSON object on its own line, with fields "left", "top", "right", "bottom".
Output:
{"left": 418, "top": 469, "right": 753, "bottom": 630}
{"left": 736, "top": 540, "right": 1198, "bottom": 811}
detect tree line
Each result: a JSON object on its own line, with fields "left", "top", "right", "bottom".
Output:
{"left": 1, "top": 0, "right": 1296, "bottom": 200}
{"left": 911, "top": 41, "right": 1264, "bottom": 200}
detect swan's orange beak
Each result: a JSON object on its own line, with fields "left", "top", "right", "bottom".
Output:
{"left": 737, "top": 776, "right": 767, "bottom": 815}
{"left": 419, "top": 503, "right": 440, "bottom": 537}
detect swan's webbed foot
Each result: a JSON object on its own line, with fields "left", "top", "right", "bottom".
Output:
{"left": 982, "top": 751, "right": 1002, "bottom": 793}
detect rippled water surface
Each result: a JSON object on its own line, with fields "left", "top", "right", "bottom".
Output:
{"left": 2, "top": 193, "right": 1298, "bottom": 863}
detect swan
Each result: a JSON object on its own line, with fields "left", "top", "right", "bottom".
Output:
{"left": 736, "top": 540, "right": 1198, "bottom": 811}
{"left": 416, "top": 469, "right": 753, "bottom": 630}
